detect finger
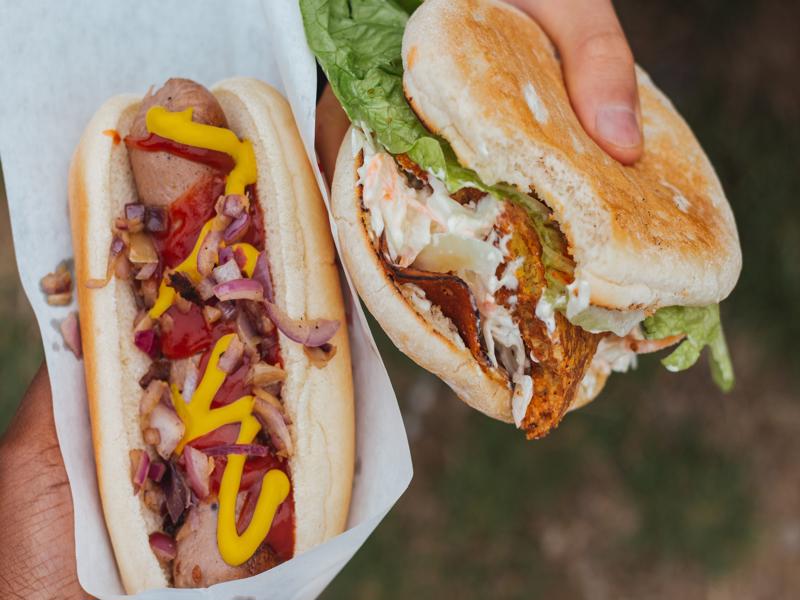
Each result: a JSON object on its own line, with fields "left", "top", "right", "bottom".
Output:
{"left": 315, "top": 85, "right": 350, "bottom": 187}
{"left": 509, "top": 0, "right": 643, "bottom": 164}
{"left": 0, "top": 363, "right": 85, "bottom": 599}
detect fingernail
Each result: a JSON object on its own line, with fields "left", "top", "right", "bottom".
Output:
{"left": 595, "top": 105, "right": 642, "bottom": 149}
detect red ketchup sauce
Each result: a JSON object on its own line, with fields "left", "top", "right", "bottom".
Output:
{"left": 128, "top": 132, "right": 293, "bottom": 561}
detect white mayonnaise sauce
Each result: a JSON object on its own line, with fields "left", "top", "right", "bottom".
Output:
{"left": 354, "top": 127, "right": 534, "bottom": 420}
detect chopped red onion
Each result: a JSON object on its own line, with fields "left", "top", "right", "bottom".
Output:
{"left": 218, "top": 335, "right": 245, "bottom": 374}
{"left": 132, "top": 450, "right": 150, "bottom": 492}
{"left": 183, "top": 445, "right": 213, "bottom": 500}
{"left": 218, "top": 300, "right": 237, "bottom": 320}
{"left": 264, "top": 301, "right": 339, "bottom": 348}
{"left": 149, "top": 532, "right": 177, "bottom": 562}
{"left": 253, "top": 397, "right": 293, "bottom": 456}
{"left": 201, "top": 443, "right": 271, "bottom": 457}
{"left": 148, "top": 460, "right": 167, "bottom": 483}
{"left": 212, "top": 258, "right": 241, "bottom": 284}
{"left": 134, "top": 312, "right": 154, "bottom": 332}
{"left": 134, "top": 329, "right": 159, "bottom": 358}
{"left": 233, "top": 246, "right": 249, "bottom": 271}
{"left": 196, "top": 228, "right": 223, "bottom": 277}
{"left": 144, "top": 206, "right": 167, "bottom": 233}
{"left": 125, "top": 203, "right": 146, "bottom": 223}
{"left": 149, "top": 404, "right": 185, "bottom": 459}
{"left": 135, "top": 261, "right": 159, "bottom": 281}
{"left": 218, "top": 246, "right": 234, "bottom": 265}
{"left": 214, "top": 279, "right": 263, "bottom": 302}
{"left": 222, "top": 194, "right": 248, "bottom": 217}
{"left": 60, "top": 311, "right": 82, "bottom": 358}
{"left": 223, "top": 213, "right": 249, "bottom": 243}
{"left": 252, "top": 252, "right": 274, "bottom": 302}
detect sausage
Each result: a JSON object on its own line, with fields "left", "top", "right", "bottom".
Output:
{"left": 128, "top": 78, "right": 228, "bottom": 206}
{"left": 172, "top": 498, "right": 276, "bottom": 587}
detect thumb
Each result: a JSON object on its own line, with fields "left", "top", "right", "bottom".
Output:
{"left": 512, "top": 0, "right": 643, "bottom": 165}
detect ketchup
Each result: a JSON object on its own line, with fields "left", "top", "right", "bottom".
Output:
{"left": 130, "top": 128, "right": 293, "bottom": 562}
{"left": 160, "top": 304, "right": 234, "bottom": 359}
{"left": 125, "top": 133, "right": 235, "bottom": 172}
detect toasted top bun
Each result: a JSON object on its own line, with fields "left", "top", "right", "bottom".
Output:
{"left": 69, "top": 78, "right": 354, "bottom": 593}
{"left": 403, "top": 0, "right": 742, "bottom": 312}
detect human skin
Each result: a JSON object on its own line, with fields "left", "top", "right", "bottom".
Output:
{"left": 0, "top": 2, "right": 641, "bottom": 597}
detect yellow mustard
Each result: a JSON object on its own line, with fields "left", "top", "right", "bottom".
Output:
{"left": 144, "top": 104, "right": 258, "bottom": 319}
{"left": 171, "top": 334, "right": 290, "bottom": 566}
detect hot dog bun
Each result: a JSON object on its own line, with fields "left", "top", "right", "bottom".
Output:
{"left": 69, "top": 78, "right": 354, "bottom": 593}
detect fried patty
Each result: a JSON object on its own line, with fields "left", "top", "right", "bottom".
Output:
{"left": 495, "top": 203, "right": 600, "bottom": 439}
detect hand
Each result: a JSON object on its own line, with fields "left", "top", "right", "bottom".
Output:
{"left": 505, "top": 0, "right": 643, "bottom": 164}
{"left": 0, "top": 364, "right": 86, "bottom": 599}
{"left": 316, "top": 0, "right": 643, "bottom": 178}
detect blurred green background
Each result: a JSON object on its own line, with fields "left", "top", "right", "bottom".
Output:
{"left": 2, "top": 0, "right": 799, "bottom": 598}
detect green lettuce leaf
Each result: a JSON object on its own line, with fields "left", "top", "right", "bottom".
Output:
{"left": 300, "top": 0, "right": 573, "bottom": 292}
{"left": 642, "top": 305, "right": 734, "bottom": 392}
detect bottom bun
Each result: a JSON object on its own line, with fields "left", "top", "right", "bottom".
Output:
{"left": 331, "top": 127, "right": 513, "bottom": 423}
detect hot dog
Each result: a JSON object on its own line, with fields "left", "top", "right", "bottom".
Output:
{"left": 69, "top": 78, "right": 354, "bottom": 592}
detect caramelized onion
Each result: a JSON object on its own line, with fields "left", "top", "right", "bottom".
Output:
{"left": 86, "top": 236, "right": 125, "bottom": 288}
{"left": 247, "top": 362, "right": 286, "bottom": 386}
{"left": 128, "top": 232, "right": 158, "bottom": 264}
{"left": 183, "top": 445, "right": 213, "bottom": 500}
{"left": 264, "top": 301, "right": 339, "bottom": 347}
{"left": 305, "top": 342, "right": 337, "bottom": 367}
{"left": 40, "top": 263, "right": 72, "bottom": 295}
{"left": 196, "top": 277, "right": 216, "bottom": 301}
{"left": 135, "top": 261, "right": 158, "bottom": 281}
{"left": 196, "top": 228, "right": 223, "bottom": 277}
{"left": 148, "top": 404, "right": 185, "bottom": 459}
{"left": 253, "top": 397, "right": 293, "bottom": 456}
{"left": 218, "top": 335, "right": 244, "bottom": 374}
{"left": 236, "top": 310, "right": 260, "bottom": 349}
{"left": 162, "top": 462, "right": 190, "bottom": 525}
{"left": 140, "top": 380, "right": 168, "bottom": 416}
{"left": 130, "top": 449, "right": 150, "bottom": 493}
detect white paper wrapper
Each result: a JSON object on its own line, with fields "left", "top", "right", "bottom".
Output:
{"left": 0, "top": 2, "right": 412, "bottom": 598}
